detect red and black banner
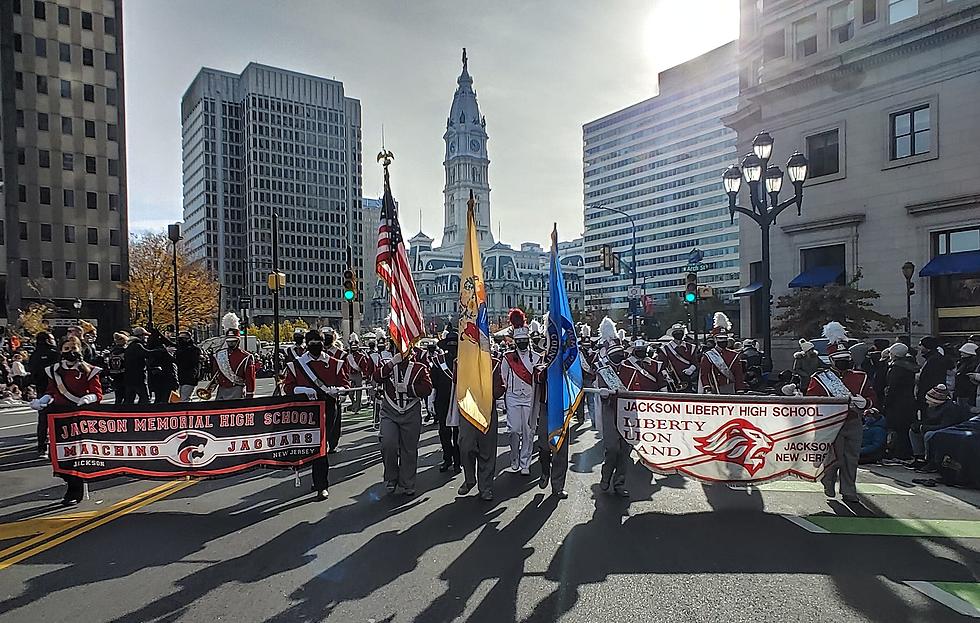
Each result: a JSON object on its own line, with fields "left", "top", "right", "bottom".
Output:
{"left": 47, "top": 396, "right": 327, "bottom": 480}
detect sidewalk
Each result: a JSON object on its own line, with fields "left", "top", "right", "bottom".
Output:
{"left": 862, "top": 462, "right": 980, "bottom": 509}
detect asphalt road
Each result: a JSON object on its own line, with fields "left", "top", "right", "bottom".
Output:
{"left": 0, "top": 379, "right": 978, "bottom": 622}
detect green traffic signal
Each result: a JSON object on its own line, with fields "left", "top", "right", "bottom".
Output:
{"left": 684, "top": 291, "right": 697, "bottom": 303}
{"left": 343, "top": 289, "right": 355, "bottom": 301}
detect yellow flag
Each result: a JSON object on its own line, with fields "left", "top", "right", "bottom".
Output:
{"left": 455, "top": 194, "right": 493, "bottom": 432}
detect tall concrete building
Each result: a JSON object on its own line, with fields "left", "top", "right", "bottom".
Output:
{"left": 1, "top": 0, "right": 128, "bottom": 335}
{"left": 397, "top": 50, "right": 583, "bottom": 334}
{"left": 727, "top": 0, "right": 980, "bottom": 361}
{"left": 583, "top": 42, "right": 740, "bottom": 332}
{"left": 181, "top": 63, "right": 363, "bottom": 330}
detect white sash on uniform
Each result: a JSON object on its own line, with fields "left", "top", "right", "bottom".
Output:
{"left": 705, "top": 349, "right": 734, "bottom": 382}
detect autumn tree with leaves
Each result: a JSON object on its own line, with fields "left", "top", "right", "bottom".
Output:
{"left": 122, "top": 232, "right": 219, "bottom": 330}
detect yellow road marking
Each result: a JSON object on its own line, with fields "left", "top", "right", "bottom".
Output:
{"left": 0, "top": 444, "right": 36, "bottom": 459}
{"left": 0, "top": 480, "right": 188, "bottom": 568}
{"left": 0, "top": 515, "right": 98, "bottom": 540}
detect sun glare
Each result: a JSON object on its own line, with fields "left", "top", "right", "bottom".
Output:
{"left": 644, "top": 0, "right": 739, "bottom": 71}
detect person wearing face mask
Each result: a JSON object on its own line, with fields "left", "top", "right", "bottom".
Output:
{"left": 430, "top": 327, "right": 462, "bottom": 474}
{"left": 374, "top": 346, "right": 433, "bottom": 496}
{"left": 916, "top": 336, "right": 951, "bottom": 422}
{"left": 501, "top": 309, "right": 543, "bottom": 475}
{"left": 698, "top": 313, "right": 745, "bottom": 395}
{"left": 175, "top": 331, "right": 203, "bottom": 402}
{"left": 806, "top": 322, "right": 877, "bottom": 503}
{"left": 883, "top": 342, "right": 917, "bottom": 460}
{"left": 598, "top": 338, "right": 669, "bottom": 497}
{"left": 30, "top": 336, "right": 103, "bottom": 505}
{"left": 457, "top": 336, "right": 506, "bottom": 501}
{"left": 285, "top": 329, "right": 306, "bottom": 366}
{"left": 146, "top": 329, "right": 179, "bottom": 403}
{"left": 658, "top": 324, "right": 699, "bottom": 393}
{"left": 28, "top": 331, "right": 61, "bottom": 457}
{"left": 344, "top": 333, "right": 374, "bottom": 415}
{"left": 210, "top": 313, "right": 256, "bottom": 400}
{"left": 283, "top": 329, "right": 349, "bottom": 501}
{"left": 597, "top": 316, "right": 626, "bottom": 368}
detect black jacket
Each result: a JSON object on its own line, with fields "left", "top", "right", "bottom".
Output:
{"left": 146, "top": 347, "right": 178, "bottom": 392}
{"left": 917, "top": 351, "right": 950, "bottom": 402}
{"left": 175, "top": 343, "right": 203, "bottom": 386}
{"left": 123, "top": 340, "right": 149, "bottom": 385}
{"left": 28, "top": 343, "right": 60, "bottom": 394}
{"left": 919, "top": 401, "right": 971, "bottom": 433}
{"left": 885, "top": 357, "right": 918, "bottom": 427}
{"left": 954, "top": 355, "right": 979, "bottom": 401}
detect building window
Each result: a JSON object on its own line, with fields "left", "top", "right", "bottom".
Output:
{"left": 38, "top": 150, "right": 50, "bottom": 168}
{"left": 81, "top": 11, "right": 92, "bottom": 30}
{"left": 18, "top": 222, "right": 28, "bottom": 241}
{"left": 66, "top": 262, "right": 76, "bottom": 279}
{"left": 105, "top": 16, "right": 116, "bottom": 34}
{"left": 61, "top": 79, "right": 71, "bottom": 98}
{"left": 86, "top": 192, "right": 97, "bottom": 209}
{"left": 830, "top": 1, "right": 854, "bottom": 43}
{"left": 763, "top": 29, "right": 785, "bottom": 61}
{"left": 108, "top": 159, "right": 118, "bottom": 176}
{"left": 806, "top": 129, "right": 840, "bottom": 177}
{"left": 17, "top": 149, "right": 25, "bottom": 165}
{"left": 14, "top": 72, "right": 23, "bottom": 90}
{"left": 801, "top": 244, "right": 846, "bottom": 285}
{"left": 87, "top": 228, "right": 98, "bottom": 245}
{"left": 936, "top": 227, "right": 980, "bottom": 256}
{"left": 85, "top": 120, "right": 96, "bottom": 138}
{"left": 37, "top": 113, "right": 49, "bottom": 131}
{"left": 35, "top": 37, "right": 46, "bottom": 57}
{"left": 108, "top": 194, "right": 119, "bottom": 211}
{"left": 110, "top": 229, "right": 120, "bottom": 246}
{"left": 82, "top": 48, "right": 93, "bottom": 66}
{"left": 88, "top": 263, "right": 99, "bottom": 280}
{"left": 59, "top": 42, "right": 70, "bottom": 63}
{"left": 40, "top": 223, "right": 51, "bottom": 241}
{"left": 65, "top": 225, "right": 76, "bottom": 243}
{"left": 83, "top": 84, "right": 94, "bottom": 102}
{"left": 62, "top": 153, "right": 73, "bottom": 170}
{"left": 21, "top": 260, "right": 29, "bottom": 278}
{"left": 41, "top": 261, "right": 53, "bottom": 278}
{"left": 58, "top": 5, "right": 69, "bottom": 25}
{"left": 61, "top": 116, "right": 72, "bottom": 134}
{"left": 105, "top": 53, "right": 117, "bottom": 71}
{"left": 890, "top": 104, "right": 929, "bottom": 159}
{"left": 33, "top": 1, "right": 45, "bottom": 20}
{"left": 863, "top": 0, "right": 877, "bottom": 23}
{"left": 36, "top": 75, "right": 47, "bottom": 94}
{"left": 64, "top": 189, "right": 74, "bottom": 207}
{"left": 85, "top": 156, "right": 96, "bottom": 174}
{"left": 888, "top": 0, "right": 916, "bottom": 23}
{"left": 110, "top": 264, "right": 121, "bottom": 282}
{"left": 106, "top": 88, "right": 117, "bottom": 106}
{"left": 15, "top": 110, "right": 24, "bottom": 127}
{"left": 107, "top": 124, "right": 118, "bottom": 141}
{"left": 39, "top": 186, "right": 51, "bottom": 204}
{"left": 18, "top": 185, "right": 26, "bottom": 202}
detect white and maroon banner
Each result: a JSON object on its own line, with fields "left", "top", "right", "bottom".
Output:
{"left": 616, "top": 393, "right": 850, "bottom": 483}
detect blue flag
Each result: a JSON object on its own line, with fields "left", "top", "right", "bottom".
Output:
{"left": 544, "top": 225, "right": 584, "bottom": 451}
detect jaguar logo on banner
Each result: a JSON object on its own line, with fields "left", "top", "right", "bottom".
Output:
{"left": 616, "top": 393, "right": 850, "bottom": 483}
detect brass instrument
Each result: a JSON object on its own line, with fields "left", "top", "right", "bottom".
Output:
{"left": 196, "top": 374, "right": 219, "bottom": 401}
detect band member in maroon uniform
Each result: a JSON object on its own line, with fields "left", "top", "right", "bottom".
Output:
{"left": 598, "top": 339, "right": 668, "bottom": 497}
{"left": 211, "top": 313, "right": 256, "bottom": 400}
{"left": 597, "top": 316, "right": 627, "bottom": 367}
{"left": 344, "top": 333, "right": 374, "bottom": 414}
{"left": 283, "top": 329, "right": 348, "bottom": 501}
{"left": 375, "top": 347, "right": 433, "bottom": 495}
{"left": 698, "top": 313, "right": 745, "bottom": 394}
{"left": 284, "top": 329, "right": 306, "bottom": 365}
{"left": 658, "top": 323, "right": 699, "bottom": 392}
{"left": 806, "top": 322, "right": 877, "bottom": 503}
{"left": 30, "top": 337, "right": 103, "bottom": 506}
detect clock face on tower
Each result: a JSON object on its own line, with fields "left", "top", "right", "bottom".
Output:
{"left": 470, "top": 139, "right": 480, "bottom": 153}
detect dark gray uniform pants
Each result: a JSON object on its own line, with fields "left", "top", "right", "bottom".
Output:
{"left": 822, "top": 415, "right": 862, "bottom": 498}
{"left": 537, "top": 408, "right": 568, "bottom": 493}
{"left": 600, "top": 397, "right": 631, "bottom": 490}
{"left": 380, "top": 401, "right": 422, "bottom": 492}
{"left": 459, "top": 408, "right": 498, "bottom": 494}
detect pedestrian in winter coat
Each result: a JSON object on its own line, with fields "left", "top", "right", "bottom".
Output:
{"left": 860, "top": 409, "right": 887, "bottom": 464}
{"left": 953, "top": 342, "right": 979, "bottom": 410}
{"left": 10, "top": 353, "right": 28, "bottom": 392}
{"left": 884, "top": 343, "right": 918, "bottom": 459}
{"left": 122, "top": 327, "right": 151, "bottom": 404}
{"left": 175, "top": 332, "right": 203, "bottom": 401}
{"left": 916, "top": 336, "right": 951, "bottom": 417}
{"left": 146, "top": 331, "right": 178, "bottom": 403}
{"left": 792, "top": 339, "right": 823, "bottom": 388}
{"left": 908, "top": 384, "right": 971, "bottom": 472}
{"left": 106, "top": 332, "right": 128, "bottom": 398}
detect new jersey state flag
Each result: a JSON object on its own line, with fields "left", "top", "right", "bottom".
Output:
{"left": 455, "top": 192, "right": 493, "bottom": 433}
{"left": 545, "top": 224, "right": 584, "bottom": 450}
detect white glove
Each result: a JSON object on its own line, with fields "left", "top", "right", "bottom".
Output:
{"left": 29, "top": 399, "right": 42, "bottom": 411}
{"left": 968, "top": 373, "right": 980, "bottom": 383}
{"left": 78, "top": 394, "right": 98, "bottom": 406}
{"left": 30, "top": 395, "right": 53, "bottom": 410}
{"left": 391, "top": 352, "right": 403, "bottom": 365}
{"left": 684, "top": 365, "right": 697, "bottom": 376}
{"left": 325, "top": 386, "right": 340, "bottom": 396}
{"left": 850, "top": 395, "right": 868, "bottom": 410}
{"left": 293, "top": 387, "right": 317, "bottom": 400}
{"left": 598, "top": 387, "right": 616, "bottom": 399}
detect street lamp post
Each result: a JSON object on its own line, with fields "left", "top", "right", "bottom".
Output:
{"left": 902, "top": 261, "right": 915, "bottom": 346}
{"left": 168, "top": 223, "right": 182, "bottom": 332}
{"left": 267, "top": 212, "right": 284, "bottom": 380}
{"left": 588, "top": 204, "right": 638, "bottom": 339}
{"left": 73, "top": 298, "right": 82, "bottom": 321}
{"left": 722, "top": 130, "right": 808, "bottom": 373}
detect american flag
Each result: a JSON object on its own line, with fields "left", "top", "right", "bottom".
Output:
{"left": 375, "top": 159, "right": 424, "bottom": 353}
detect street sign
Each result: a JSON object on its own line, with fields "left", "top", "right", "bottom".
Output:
{"left": 687, "top": 248, "right": 704, "bottom": 266}
{"left": 627, "top": 285, "right": 641, "bottom": 300}
{"left": 684, "top": 263, "right": 709, "bottom": 273}
{"left": 697, "top": 285, "right": 714, "bottom": 299}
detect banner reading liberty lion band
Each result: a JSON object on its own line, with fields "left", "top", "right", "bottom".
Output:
{"left": 48, "top": 396, "right": 327, "bottom": 480}
{"left": 616, "top": 393, "right": 850, "bottom": 483}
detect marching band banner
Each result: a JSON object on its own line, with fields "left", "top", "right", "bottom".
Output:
{"left": 48, "top": 396, "right": 327, "bottom": 480}
{"left": 615, "top": 392, "right": 850, "bottom": 483}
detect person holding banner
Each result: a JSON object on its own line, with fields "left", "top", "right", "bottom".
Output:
{"left": 698, "top": 313, "right": 745, "bottom": 395}
{"left": 659, "top": 324, "right": 699, "bottom": 392}
{"left": 211, "top": 313, "right": 256, "bottom": 400}
{"left": 501, "top": 309, "right": 544, "bottom": 475}
{"left": 457, "top": 347, "right": 506, "bottom": 501}
{"left": 375, "top": 349, "right": 433, "bottom": 496}
{"left": 431, "top": 327, "right": 462, "bottom": 474}
{"left": 283, "top": 329, "right": 348, "bottom": 501}
{"left": 31, "top": 336, "right": 103, "bottom": 506}
{"left": 806, "top": 322, "right": 877, "bottom": 503}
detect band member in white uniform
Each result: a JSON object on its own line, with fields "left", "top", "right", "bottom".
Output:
{"left": 500, "top": 309, "right": 543, "bottom": 475}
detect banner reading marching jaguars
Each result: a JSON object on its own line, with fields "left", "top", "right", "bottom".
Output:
{"left": 614, "top": 392, "right": 850, "bottom": 483}
{"left": 48, "top": 396, "right": 327, "bottom": 480}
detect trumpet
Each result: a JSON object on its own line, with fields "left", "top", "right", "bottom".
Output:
{"left": 196, "top": 374, "right": 219, "bottom": 401}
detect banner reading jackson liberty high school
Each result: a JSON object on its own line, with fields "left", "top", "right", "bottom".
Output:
{"left": 615, "top": 392, "right": 850, "bottom": 483}
{"left": 48, "top": 396, "right": 327, "bottom": 480}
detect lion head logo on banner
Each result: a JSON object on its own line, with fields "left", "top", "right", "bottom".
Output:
{"left": 693, "top": 419, "right": 775, "bottom": 476}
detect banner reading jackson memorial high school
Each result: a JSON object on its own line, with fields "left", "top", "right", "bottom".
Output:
{"left": 48, "top": 396, "right": 327, "bottom": 480}
{"left": 615, "top": 393, "right": 850, "bottom": 483}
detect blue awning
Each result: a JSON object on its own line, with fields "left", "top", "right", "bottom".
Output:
{"left": 919, "top": 250, "right": 980, "bottom": 277}
{"left": 789, "top": 265, "right": 844, "bottom": 288}
{"left": 734, "top": 282, "right": 763, "bottom": 297}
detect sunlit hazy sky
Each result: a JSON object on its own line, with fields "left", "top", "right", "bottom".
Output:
{"left": 125, "top": 0, "right": 738, "bottom": 245}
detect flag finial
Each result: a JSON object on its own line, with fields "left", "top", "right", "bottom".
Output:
{"left": 377, "top": 148, "right": 394, "bottom": 168}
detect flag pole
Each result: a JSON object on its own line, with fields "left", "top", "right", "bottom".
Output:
{"left": 377, "top": 147, "right": 395, "bottom": 345}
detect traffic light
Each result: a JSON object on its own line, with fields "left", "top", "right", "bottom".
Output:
{"left": 684, "top": 272, "right": 698, "bottom": 303}
{"left": 601, "top": 245, "right": 613, "bottom": 271}
{"left": 342, "top": 268, "right": 357, "bottom": 302}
